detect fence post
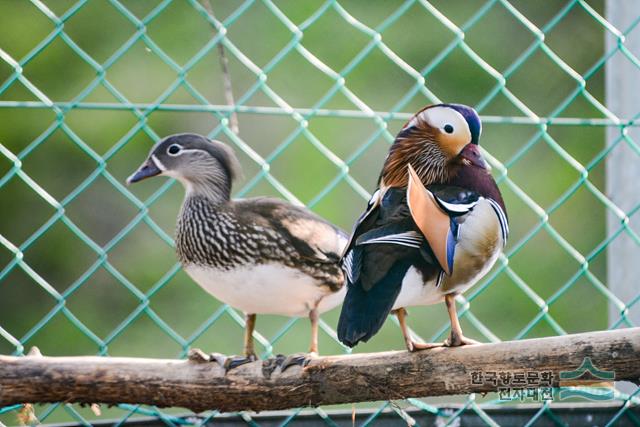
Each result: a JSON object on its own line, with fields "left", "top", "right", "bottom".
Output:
{"left": 605, "top": 10, "right": 639, "bottom": 411}
{"left": 605, "top": 0, "right": 640, "bottom": 331}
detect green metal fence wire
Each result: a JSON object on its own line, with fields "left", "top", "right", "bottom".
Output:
{"left": 1, "top": 0, "right": 639, "bottom": 425}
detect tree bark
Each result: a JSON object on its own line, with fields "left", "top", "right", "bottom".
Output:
{"left": 1, "top": 328, "right": 638, "bottom": 413}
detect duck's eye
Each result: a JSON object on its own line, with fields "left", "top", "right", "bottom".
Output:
{"left": 444, "top": 124, "right": 454, "bottom": 134}
{"left": 167, "top": 144, "right": 182, "bottom": 155}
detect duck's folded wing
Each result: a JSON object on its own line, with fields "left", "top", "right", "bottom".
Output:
{"left": 338, "top": 189, "right": 439, "bottom": 347}
{"left": 237, "top": 197, "right": 347, "bottom": 264}
{"left": 355, "top": 220, "right": 422, "bottom": 248}
{"left": 340, "top": 188, "right": 383, "bottom": 258}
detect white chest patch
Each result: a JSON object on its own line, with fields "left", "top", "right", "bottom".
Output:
{"left": 184, "top": 263, "right": 345, "bottom": 317}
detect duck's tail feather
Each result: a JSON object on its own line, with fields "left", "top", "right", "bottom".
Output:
{"left": 337, "top": 261, "right": 410, "bottom": 347}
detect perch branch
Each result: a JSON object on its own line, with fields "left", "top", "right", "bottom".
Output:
{"left": 1, "top": 328, "right": 639, "bottom": 413}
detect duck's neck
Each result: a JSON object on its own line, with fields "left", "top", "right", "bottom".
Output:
{"left": 176, "top": 187, "right": 237, "bottom": 267}
{"left": 180, "top": 174, "right": 232, "bottom": 206}
{"left": 380, "top": 140, "right": 450, "bottom": 189}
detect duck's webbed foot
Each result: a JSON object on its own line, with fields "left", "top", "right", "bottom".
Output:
{"left": 444, "top": 332, "right": 481, "bottom": 347}
{"left": 406, "top": 340, "right": 445, "bottom": 352}
{"left": 224, "top": 353, "right": 257, "bottom": 371}
{"left": 281, "top": 352, "right": 313, "bottom": 370}
{"left": 206, "top": 352, "right": 257, "bottom": 373}
{"left": 261, "top": 352, "right": 315, "bottom": 378}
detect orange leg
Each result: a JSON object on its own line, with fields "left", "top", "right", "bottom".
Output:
{"left": 444, "top": 294, "right": 481, "bottom": 347}
{"left": 308, "top": 307, "right": 319, "bottom": 355}
{"left": 394, "top": 308, "right": 443, "bottom": 352}
{"left": 243, "top": 313, "right": 257, "bottom": 358}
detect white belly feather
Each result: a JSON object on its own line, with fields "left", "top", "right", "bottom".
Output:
{"left": 185, "top": 263, "right": 345, "bottom": 317}
{"left": 392, "top": 267, "right": 443, "bottom": 310}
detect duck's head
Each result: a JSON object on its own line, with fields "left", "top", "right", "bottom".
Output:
{"left": 381, "top": 103, "right": 487, "bottom": 187}
{"left": 127, "top": 133, "right": 241, "bottom": 201}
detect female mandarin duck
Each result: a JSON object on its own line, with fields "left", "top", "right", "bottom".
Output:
{"left": 337, "top": 104, "right": 508, "bottom": 351}
{"left": 127, "top": 134, "right": 347, "bottom": 367}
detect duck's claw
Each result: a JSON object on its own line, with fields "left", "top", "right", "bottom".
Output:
{"left": 261, "top": 354, "right": 287, "bottom": 378}
{"left": 280, "top": 352, "right": 312, "bottom": 371}
{"left": 208, "top": 352, "right": 255, "bottom": 372}
{"left": 224, "top": 354, "right": 257, "bottom": 372}
{"left": 260, "top": 352, "right": 315, "bottom": 378}
{"left": 208, "top": 352, "right": 229, "bottom": 367}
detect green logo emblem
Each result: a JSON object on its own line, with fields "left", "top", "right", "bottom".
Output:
{"left": 559, "top": 358, "right": 615, "bottom": 401}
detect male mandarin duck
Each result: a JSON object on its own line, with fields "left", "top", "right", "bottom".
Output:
{"left": 127, "top": 133, "right": 347, "bottom": 367}
{"left": 337, "top": 104, "right": 508, "bottom": 351}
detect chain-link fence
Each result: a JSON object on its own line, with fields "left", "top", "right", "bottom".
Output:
{"left": 1, "top": 0, "right": 639, "bottom": 425}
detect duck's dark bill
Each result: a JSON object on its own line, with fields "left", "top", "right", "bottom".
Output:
{"left": 459, "top": 143, "right": 487, "bottom": 169}
{"left": 127, "top": 159, "right": 161, "bottom": 184}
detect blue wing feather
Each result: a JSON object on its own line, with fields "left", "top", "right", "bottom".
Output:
{"left": 446, "top": 224, "right": 456, "bottom": 274}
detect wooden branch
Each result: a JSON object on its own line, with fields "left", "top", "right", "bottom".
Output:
{"left": 1, "top": 328, "right": 639, "bottom": 413}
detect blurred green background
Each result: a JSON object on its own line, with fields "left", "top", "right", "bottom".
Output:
{"left": 1, "top": 0, "right": 634, "bottom": 424}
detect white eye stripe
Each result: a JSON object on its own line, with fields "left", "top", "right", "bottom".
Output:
{"left": 180, "top": 149, "right": 209, "bottom": 155}
{"left": 166, "top": 146, "right": 210, "bottom": 157}
{"left": 425, "top": 107, "right": 468, "bottom": 134}
{"left": 406, "top": 106, "right": 470, "bottom": 139}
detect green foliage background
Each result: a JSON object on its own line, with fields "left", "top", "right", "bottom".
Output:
{"left": 1, "top": 0, "right": 627, "bottom": 423}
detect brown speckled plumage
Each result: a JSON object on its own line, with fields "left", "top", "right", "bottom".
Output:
{"left": 129, "top": 133, "right": 347, "bottom": 356}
